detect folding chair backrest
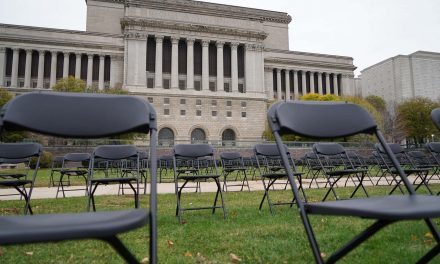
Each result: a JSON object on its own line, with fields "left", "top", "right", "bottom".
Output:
{"left": 174, "top": 144, "right": 214, "bottom": 158}
{"left": 1, "top": 92, "right": 154, "bottom": 138}
{"left": 313, "top": 143, "right": 345, "bottom": 156}
{"left": 431, "top": 108, "right": 440, "bottom": 129}
{"left": 220, "top": 152, "right": 242, "bottom": 160}
{"left": 0, "top": 143, "right": 42, "bottom": 159}
{"left": 64, "top": 153, "right": 91, "bottom": 162}
{"left": 427, "top": 142, "right": 440, "bottom": 153}
{"left": 254, "top": 143, "right": 289, "bottom": 157}
{"left": 93, "top": 145, "right": 138, "bottom": 160}
{"left": 375, "top": 143, "right": 403, "bottom": 155}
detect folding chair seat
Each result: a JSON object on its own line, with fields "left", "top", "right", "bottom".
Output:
{"left": 0, "top": 92, "right": 157, "bottom": 263}
{"left": 220, "top": 151, "right": 250, "bottom": 191}
{"left": 173, "top": 144, "right": 227, "bottom": 223}
{"left": 0, "top": 143, "right": 42, "bottom": 214}
{"left": 88, "top": 145, "right": 141, "bottom": 212}
{"left": 56, "top": 153, "right": 90, "bottom": 198}
{"left": 254, "top": 144, "right": 306, "bottom": 214}
{"left": 268, "top": 100, "right": 440, "bottom": 263}
{"left": 375, "top": 143, "right": 430, "bottom": 195}
{"left": 312, "top": 143, "right": 369, "bottom": 201}
{"left": 407, "top": 150, "right": 436, "bottom": 194}
{"left": 303, "top": 151, "right": 332, "bottom": 188}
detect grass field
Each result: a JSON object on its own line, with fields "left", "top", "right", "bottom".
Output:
{"left": 1, "top": 185, "right": 440, "bottom": 263}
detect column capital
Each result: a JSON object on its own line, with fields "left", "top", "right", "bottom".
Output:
{"left": 63, "top": 52, "right": 70, "bottom": 57}
{"left": 99, "top": 54, "right": 105, "bottom": 60}
{"left": 216, "top": 41, "right": 225, "bottom": 48}
{"left": 244, "top": 43, "right": 255, "bottom": 51}
{"left": 254, "top": 44, "right": 264, "bottom": 52}
{"left": 201, "top": 40, "right": 210, "bottom": 47}
{"left": 276, "top": 68, "right": 281, "bottom": 73}
{"left": 171, "top": 37, "right": 180, "bottom": 44}
{"left": 50, "top": 50, "right": 58, "bottom": 55}
{"left": 25, "top": 48, "right": 33, "bottom": 54}
{"left": 230, "top": 42, "right": 239, "bottom": 49}
{"left": 87, "top": 53, "right": 94, "bottom": 59}
{"left": 186, "top": 38, "right": 195, "bottom": 44}
{"left": 155, "top": 35, "right": 164, "bottom": 43}
{"left": 264, "top": 66, "right": 273, "bottom": 72}
{"left": 11, "top": 47, "right": 20, "bottom": 52}
{"left": 38, "top": 50, "right": 46, "bottom": 56}
{"left": 75, "top": 52, "right": 83, "bottom": 57}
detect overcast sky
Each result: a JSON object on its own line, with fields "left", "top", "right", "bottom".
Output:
{"left": 0, "top": 0, "right": 439, "bottom": 76}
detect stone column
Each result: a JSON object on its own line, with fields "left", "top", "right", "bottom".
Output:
{"left": 110, "top": 55, "right": 123, "bottom": 89}
{"left": 0, "top": 47, "right": 7, "bottom": 87}
{"left": 293, "top": 70, "right": 299, "bottom": 99}
{"left": 24, "top": 49, "right": 32, "bottom": 88}
{"left": 318, "top": 72, "right": 323, "bottom": 95}
{"left": 276, "top": 68, "right": 282, "bottom": 101}
{"left": 325, "top": 73, "right": 330, "bottom": 95}
{"left": 62, "top": 52, "right": 69, "bottom": 78}
{"left": 37, "top": 50, "right": 45, "bottom": 88}
{"left": 231, "top": 42, "right": 238, "bottom": 93}
{"left": 301, "top": 71, "right": 306, "bottom": 94}
{"left": 285, "top": 69, "right": 290, "bottom": 100}
{"left": 171, "top": 37, "right": 179, "bottom": 89}
{"left": 264, "top": 67, "right": 273, "bottom": 99}
{"left": 186, "top": 38, "right": 194, "bottom": 90}
{"left": 109, "top": 55, "right": 115, "bottom": 88}
{"left": 98, "top": 55, "right": 105, "bottom": 90}
{"left": 86, "top": 54, "right": 93, "bottom": 87}
{"left": 75, "top": 53, "right": 82, "bottom": 79}
{"left": 11, "top": 48, "right": 19, "bottom": 87}
{"left": 216, "top": 41, "right": 224, "bottom": 92}
{"left": 244, "top": 43, "right": 255, "bottom": 92}
{"left": 309, "top": 72, "right": 314, "bottom": 93}
{"left": 202, "top": 40, "right": 209, "bottom": 91}
{"left": 333, "top": 73, "right": 339, "bottom": 96}
{"left": 155, "top": 35, "right": 163, "bottom": 88}
{"left": 49, "top": 51, "right": 57, "bottom": 88}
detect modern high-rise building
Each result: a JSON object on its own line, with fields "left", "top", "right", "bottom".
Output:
{"left": 0, "top": 0, "right": 356, "bottom": 143}
{"left": 359, "top": 51, "right": 440, "bottom": 109}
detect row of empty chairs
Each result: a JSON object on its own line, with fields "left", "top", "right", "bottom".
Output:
{"left": 3, "top": 92, "right": 440, "bottom": 262}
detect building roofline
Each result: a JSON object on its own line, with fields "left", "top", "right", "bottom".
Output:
{"left": 266, "top": 48, "right": 354, "bottom": 61}
{"left": 0, "top": 23, "right": 121, "bottom": 38}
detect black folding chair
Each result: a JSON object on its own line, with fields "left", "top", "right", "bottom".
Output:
{"left": 268, "top": 100, "right": 440, "bottom": 263}
{"left": 0, "top": 92, "right": 157, "bottom": 264}
{"left": 56, "top": 153, "right": 90, "bottom": 198}
{"left": 220, "top": 151, "right": 250, "bottom": 192}
{"left": 254, "top": 144, "right": 306, "bottom": 214}
{"left": 173, "top": 144, "right": 227, "bottom": 223}
{"left": 120, "top": 150, "right": 148, "bottom": 195}
{"left": 0, "top": 143, "right": 42, "bottom": 214}
{"left": 87, "top": 145, "right": 141, "bottom": 212}
{"left": 312, "top": 143, "right": 369, "bottom": 201}
{"left": 48, "top": 155, "right": 64, "bottom": 187}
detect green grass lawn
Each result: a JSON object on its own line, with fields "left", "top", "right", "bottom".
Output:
{"left": 1, "top": 185, "right": 440, "bottom": 263}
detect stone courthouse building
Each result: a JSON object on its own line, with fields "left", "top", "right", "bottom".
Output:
{"left": 0, "top": 0, "right": 356, "bottom": 143}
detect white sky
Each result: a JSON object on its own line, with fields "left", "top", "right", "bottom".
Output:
{"left": 0, "top": 0, "right": 439, "bottom": 76}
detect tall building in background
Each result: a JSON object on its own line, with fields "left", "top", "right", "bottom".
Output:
{"left": 359, "top": 51, "right": 440, "bottom": 111}
{"left": 0, "top": 0, "right": 356, "bottom": 143}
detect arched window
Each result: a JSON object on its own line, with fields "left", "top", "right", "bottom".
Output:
{"left": 222, "top": 129, "right": 236, "bottom": 146}
{"left": 191, "top": 128, "right": 206, "bottom": 142}
{"left": 158, "top": 127, "right": 174, "bottom": 146}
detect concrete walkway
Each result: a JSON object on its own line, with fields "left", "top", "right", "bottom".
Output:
{"left": 0, "top": 175, "right": 432, "bottom": 200}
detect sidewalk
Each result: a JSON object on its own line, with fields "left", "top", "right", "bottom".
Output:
{"left": 0, "top": 175, "right": 429, "bottom": 200}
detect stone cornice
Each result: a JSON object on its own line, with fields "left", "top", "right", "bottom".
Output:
{"left": 121, "top": 17, "right": 268, "bottom": 40}
{"left": 265, "top": 48, "right": 354, "bottom": 61}
{"left": 107, "top": 0, "right": 291, "bottom": 24}
{"left": 265, "top": 57, "right": 357, "bottom": 71}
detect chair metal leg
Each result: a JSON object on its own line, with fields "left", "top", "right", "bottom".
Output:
{"left": 104, "top": 236, "right": 140, "bottom": 264}
{"left": 214, "top": 178, "right": 227, "bottom": 219}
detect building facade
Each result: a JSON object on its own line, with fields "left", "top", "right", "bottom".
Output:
{"left": 359, "top": 51, "right": 440, "bottom": 110}
{"left": 0, "top": 0, "right": 356, "bottom": 143}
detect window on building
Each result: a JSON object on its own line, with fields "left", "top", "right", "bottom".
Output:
{"left": 191, "top": 128, "right": 206, "bottom": 142}
{"left": 224, "top": 83, "right": 230, "bottom": 92}
{"left": 241, "top": 101, "right": 247, "bottom": 108}
{"left": 147, "top": 97, "right": 154, "bottom": 103}
{"left": 209, "top": 81, "right": 216, "bottom": 92}
{"left": 211, "top": 100, "right": 217, "bottom": 106}
{"left": 196, "top": 110, "right": 202, "bottom": 116}
{"left": 212, "top": 111, "right": 217, "bottom": 117}
{"left": 241, "top": 112, "right": 246, "bottom": 118}
{"left": 180, "top": 99, "right": 186, "bottom": 105}
{"left": 158, "top": 127, "right": 174, "bottom": 146}
{"left": 194, "top": 81, "right": 201, "bottom": 91}
{"left": 180, "top": 110, "right": 186, "bottom": 116}
{"left": 179, "top": 80, "right": 186, "bottom": 90}
{"left": 164, "top": 98, "right": 170, "bottom": 104}
{"left": 226, "top": 100, "right": 232, "bottom": 107}
{"left": 226, "top": 111, "right": 232, "bottom": 117}
{"left": 164, "top": 109, "right": 170, "bottom": 115}
{"left": 196, "top": 99, "right": 202, "bottom": 106}
{"left": 147, "top": 78, "right": 154, "bottom": 88}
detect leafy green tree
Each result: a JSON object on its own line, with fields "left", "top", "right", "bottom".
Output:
{"left": 396, "top": 97, "right": 440, "bottom": 147}
{"left": 0, "top": 87, "right": 27, "bottom": 142}
{"left": 52, "top": 76, "right": 87, "bottom": 92}
{"left": 365, "top": 95, "right": 387, "bottom": 113}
